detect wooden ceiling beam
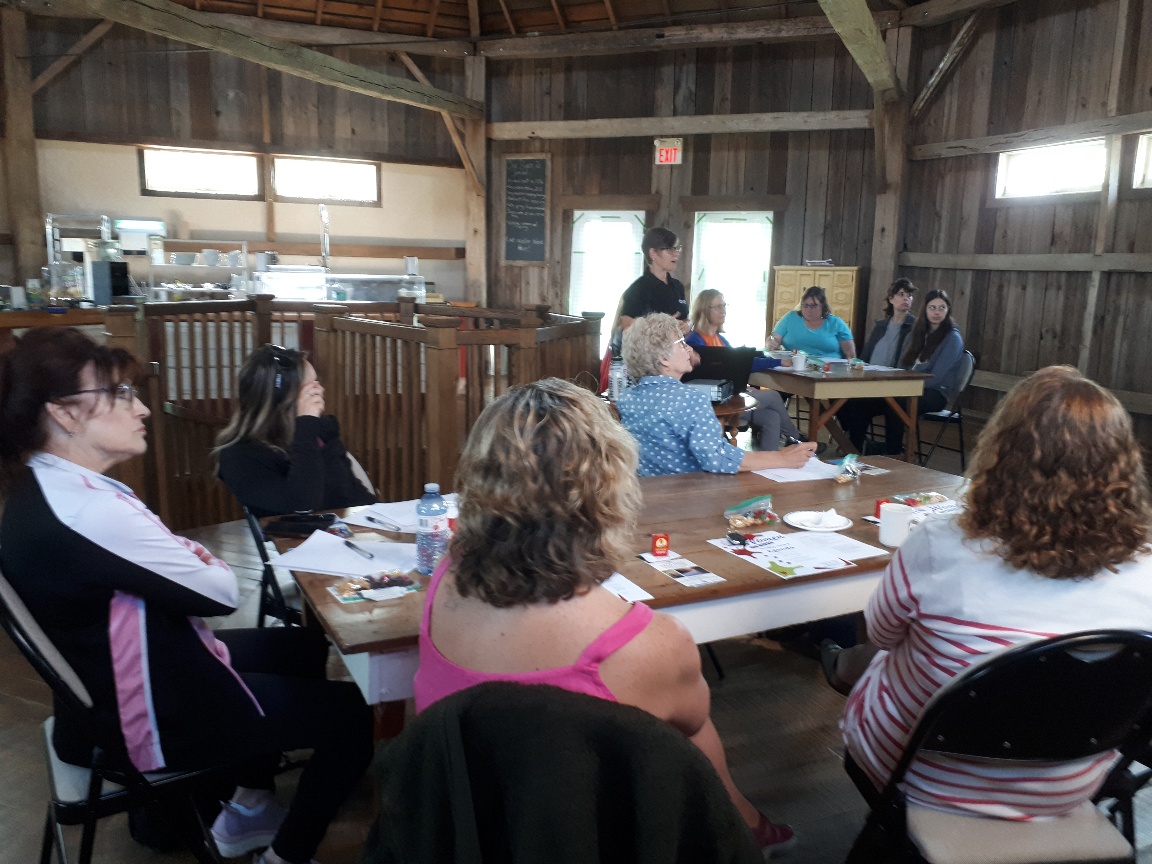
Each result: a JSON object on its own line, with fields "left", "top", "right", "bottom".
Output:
{"left": 816, "top": 0, "right": 900, "bottom": 100}
{"left": 479, "top": 10, "right": 899, "bottom": 58}
{"left": 194, "top": 12, "right": 473, "bottom": 55}
{"left": 7, "top": 0, "right": 484, "bottom": 116}
{"left": 313, "top": 0, "right": 323, "bottom": 24}
{"left": 466, "top": 0, "right": 479, "bottom": 36}
{"left": 30, "top": 18, "right": 114, "bottom": 93}
{"left": 900, "top": 0, "right": 1019, "bottom": 29}
{"left": 602, "top": 0, "right": 616, "bottom": 27}
{"left": 395, "top": 49, "right": 484, "bottom": 195}
{"left": 910, "top": 10, "right": 982, "bottom": 120}
{"left": 489, "top": 109, "right": 872, "bottom": 140}
{"left": 496, "top": 0, "right": 517, "bottom": 33}
{"left": 424, "top": 0, "right": 440, "bottom": 36}
{"left": 548, "top": 0, "right": 566, "bottom": 29}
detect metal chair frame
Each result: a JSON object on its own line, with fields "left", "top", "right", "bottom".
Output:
{"left": 243, "top": 506, "right": 302, "bottom": 629}
{"left": 916, "top": 350, "right": 976, "bottom": 471}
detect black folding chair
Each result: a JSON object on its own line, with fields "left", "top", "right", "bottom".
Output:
{"left": 0, "top": 569, "right": 226, "bottom": 864}
{"left": 916, "top": 350, "right": 976, "bottom": 471}
{"left": 844, "top": 630, "right": 1152, "bottom": 864}
{"left": 243, "top": 506, "right": 302, "bottom": 629}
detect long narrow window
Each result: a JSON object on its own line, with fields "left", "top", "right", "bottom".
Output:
{"left": 995, "top": 139, "right": 1107, "bottom": 199}
{"left": 140, "top": 147, "right": 261, "bottom": 199}
{"left": 272, "top": 156, "right": 380, "bottom": 204}
{"left": 568, "top": 212, "right": 646, "bottom": 354}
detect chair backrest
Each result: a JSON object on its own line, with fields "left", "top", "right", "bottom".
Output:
{"left": 888, "top": 630, "right": 1152, "bottom": 791}
{"left": 0, "top": 567, "right": 94, "bottom": 713}
{"left": 242, "top": 506, "right": 274, "bottom": 568}
{"left": 363, "top": 682, "right": 762, "bottom": 864}
{"left": 954, "top": 349, "right": 976, "bottom": 396}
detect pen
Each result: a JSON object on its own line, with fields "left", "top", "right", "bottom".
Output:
{"left": 783, "top": 435, "right": 804, "bottom": 447}
{"left": 344, "top": 540, "right": 374, "bottom": 560}
{"left": 365, "top": 515, "right": 403, "bottom": 531}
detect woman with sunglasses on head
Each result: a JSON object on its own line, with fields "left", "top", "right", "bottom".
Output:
{"left": 766, "top": 286, "right": 856, "bottom": 360}
{"left": 215, "top": 344, "right": 374, "bottom": 518}
{"left": 687, "top": 289, "right": 805, "bottom": 451}
{"left": 619, "top": 314, "right": 816, "bottom": 476}
{"left": 0, "top": 328, "right": 373, "bottom": 864}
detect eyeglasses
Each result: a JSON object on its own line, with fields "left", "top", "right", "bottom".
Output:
{"left": 675, "top": 337, "right": 691, "bottom": 352}
{"left": 801, "top": 302, "right": 822, "bottom": 310}
{"left": 659, "top": 245, "right": 684, "bottom": 253}
{"left": 65, "top": 385, "right": 139, "bottom": 404}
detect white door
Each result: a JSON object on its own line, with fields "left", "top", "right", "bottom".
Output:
{"left": 568, "top": 211, "right": 646, "bottom": 355}
{"left": 692, "top": 212, "right": 773, "bottom": 349}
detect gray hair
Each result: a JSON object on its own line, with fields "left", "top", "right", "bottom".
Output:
{"left": 622, "top": 313, "right": 682, "bottom": 379}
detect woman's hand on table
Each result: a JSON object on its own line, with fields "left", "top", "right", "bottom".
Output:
{"left": 778, "top": 442, "right": 818, "bottom": 466}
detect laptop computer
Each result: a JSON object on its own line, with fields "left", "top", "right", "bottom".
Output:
{"left": 682, "top": 346, "right": 758, "bottom": 397}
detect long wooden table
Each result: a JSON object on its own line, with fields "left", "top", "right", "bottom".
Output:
{"left": 749, "top": 366, "right": 930, "bottom": 462}
{"left": 283, "top": 457, "right": 965, "bottom": 704}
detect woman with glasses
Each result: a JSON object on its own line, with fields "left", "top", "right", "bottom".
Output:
{"left": 766, "top": 286, "right": 856, "bottom": 359}
{"left": 618, "top": 314, "right": 816, "bottom": 475}
{"left": 0, "top": 328, "right": 373, "bottom": 864}
{"left": 214, "top": 344, "right": 374, "bottom": 518}
{"left": 687, "top": 289, "right": 804, "bottom": 450}
{"left": 413, "top": 377, "right": 797, "bottom": 857}
{"left": 609, "top": 227, "right": 691, "bottom": 353}
{"left": 840, "top": 289, "right": 964, "bottom": 455}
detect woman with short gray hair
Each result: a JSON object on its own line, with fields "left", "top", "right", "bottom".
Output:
{"left": 618, "top": 314, "right": 816, "bottom": 476}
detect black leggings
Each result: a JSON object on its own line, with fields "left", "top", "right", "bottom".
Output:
{"left": 838, "top": 389, "right": 949, "bottom": 452}
{"left": 201, "top": 627, "right": 375, "bottom": 864}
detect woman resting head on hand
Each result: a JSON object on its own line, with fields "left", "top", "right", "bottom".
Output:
{"left": 413, "top": 377, "right": 796, "bottom": 857}
{"left": 214, "top": 344, "right": 374, "bottom": 517}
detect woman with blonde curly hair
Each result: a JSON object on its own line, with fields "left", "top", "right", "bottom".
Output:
{"left": 837, "top": 365, "right": 1152, "bottom": 821}
{"left": 413, "top": 378, "right": 796, "bottom": 856}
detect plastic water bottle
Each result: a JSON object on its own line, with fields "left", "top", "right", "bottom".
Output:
{"left": 415, "top": 483, "right": 448, "bottom": 575}
{"left": 608, "top": 357, "right": 629, "bottom": 401}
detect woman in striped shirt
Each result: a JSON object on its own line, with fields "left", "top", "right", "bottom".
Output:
{"left": 841, "top": 365, "right": 1152, "bottom": 820}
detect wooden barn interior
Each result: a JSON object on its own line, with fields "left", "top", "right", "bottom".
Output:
{"left": 2, "top": 0, "right": 1152, "bottom": 861}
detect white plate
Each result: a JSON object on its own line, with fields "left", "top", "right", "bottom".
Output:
{"left": 783, "top": 510, "right": 853, "bottom": 532}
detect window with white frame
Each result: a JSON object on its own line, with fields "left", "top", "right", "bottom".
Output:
{"left": 141, "top": 147, "right": 261, "bottom": 198}
{"left": 692, "top": 212, "right": 773, "bottom": 350}
{"left": 1134, "top": 134, "right": 1152, "bottom": 190}
{"left": 272, "top": 156, "right": 380, "bottom": 204}
{"left": 568, "top": 211, "right": 646, "bottom": 354}
{"left": 995, "top": 139, "right": 1107, "bottom": 199}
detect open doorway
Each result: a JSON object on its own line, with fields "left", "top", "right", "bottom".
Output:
{"left": 568, "top": 211, "right": 646, "bottom": 354}
{"left": 692, "top": 212, "right": 773, "bottom": 349}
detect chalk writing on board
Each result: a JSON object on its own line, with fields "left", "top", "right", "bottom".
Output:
{"left": 504, "top": 157, "right": 548, "bottom": 263}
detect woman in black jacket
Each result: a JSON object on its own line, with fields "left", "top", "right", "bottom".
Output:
{"left": 215, "top": 344, "right": 375, "bottom": 517}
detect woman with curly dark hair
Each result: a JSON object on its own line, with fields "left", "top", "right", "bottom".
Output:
{"left": 413, "top": 377, "right": 796, "bottom": 857}
{"left": 837, "top": 365, "right": 1152, "bottom": 820}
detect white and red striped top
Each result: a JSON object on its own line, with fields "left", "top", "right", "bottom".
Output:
{"left": 842, "top": 516, "right": 1152, "bottom": 820}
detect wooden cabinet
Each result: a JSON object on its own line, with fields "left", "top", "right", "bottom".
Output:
{"left": 770, "top": 266, "right": 858, "bottom": 336}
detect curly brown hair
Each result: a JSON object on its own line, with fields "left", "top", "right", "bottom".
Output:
{"left": 450, "top": 378, "right": 642, "bottom": 607}
{"left": 959, "top": 365, "right": 1151, "bottom": 580}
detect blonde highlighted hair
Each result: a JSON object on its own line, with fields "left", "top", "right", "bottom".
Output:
{"left": 959, "top": 365, "right": 1151, "bottom": 580}
{"left": 450, "top": 378, "right": 641, "bottom": 607}
{"left": 690, "top": 289, "right": 725, "bottom": 334}
{"left": 213, "top": 345, "right": 307, "bottom": 464}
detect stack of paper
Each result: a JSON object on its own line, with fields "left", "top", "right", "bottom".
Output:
{"left": 274, "top": 530, "right": 418, "bottom": 577}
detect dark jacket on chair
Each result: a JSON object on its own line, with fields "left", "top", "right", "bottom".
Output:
{"left": 362, "top": 682, "right": 762, "bottom": 864}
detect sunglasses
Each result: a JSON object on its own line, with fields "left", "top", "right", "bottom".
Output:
{"left": 266, "top": 344, "right": 297, "bottom": 391}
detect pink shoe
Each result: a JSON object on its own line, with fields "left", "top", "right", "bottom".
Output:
{"left": 752, "top": 811, "right": 797, "bottom": 860}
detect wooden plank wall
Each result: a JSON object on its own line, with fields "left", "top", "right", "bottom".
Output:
{"left": 485, "top": 42, "right": 878, "bottom": 336}
{"left": 26, "top": 18, "right": 461, "bottom": 164}
{"left": 901, "top": 0, "right": 1152, "bottom": 436}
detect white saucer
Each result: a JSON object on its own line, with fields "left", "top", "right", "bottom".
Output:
{"left": 783, "top": 510, "right": 853, "bottom": 532}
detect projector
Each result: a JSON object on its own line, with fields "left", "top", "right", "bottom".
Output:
{"left": 685, "top": 379, "right": 734, "bottom": 403}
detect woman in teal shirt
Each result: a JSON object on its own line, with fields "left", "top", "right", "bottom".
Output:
{"left": 767, "top": 286, "right": 856, "bottom": 359}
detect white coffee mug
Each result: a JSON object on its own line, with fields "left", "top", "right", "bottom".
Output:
{"left": 879, "top": 503, "right": 917, "bottom": 547}
{"left": 792, "top": 351, "right": 806, "bottom": 371}
{"left": 201, "top": 249, "right": 221, "bottom": 267}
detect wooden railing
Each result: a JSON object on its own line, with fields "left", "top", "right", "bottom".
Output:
{"left": 96, "top": 298, "right": 601, "bottom": 529}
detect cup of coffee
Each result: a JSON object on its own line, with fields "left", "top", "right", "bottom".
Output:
{"left": 879, "top": 503, "right": 917, "bottom": 547}
{"left": 792, "top": 351, "right": 807, "bottom": 371}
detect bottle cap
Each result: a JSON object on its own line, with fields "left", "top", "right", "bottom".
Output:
{"left": 424, "top": 482, "right": 440, "bottom": 493}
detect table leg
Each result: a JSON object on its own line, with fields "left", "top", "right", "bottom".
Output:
{"left": 374, "top": 699, "right": 407, "bottom": 740}
{"left": 883, "top": 395, "right": 919, "bottom": 463}
{"left": 811, "top": 398, "right": 856, "bottom": 454}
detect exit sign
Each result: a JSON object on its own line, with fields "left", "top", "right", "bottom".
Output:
{"left": 654, "top": 137, "right": 683, "bottom": 165}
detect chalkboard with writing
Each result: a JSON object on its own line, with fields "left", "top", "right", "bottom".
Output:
{"left": 502, "top": 155, "right": 549, "bottom": 264}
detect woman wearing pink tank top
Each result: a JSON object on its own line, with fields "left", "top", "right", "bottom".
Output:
{"left": 413, "top": 378, "right": 795, "bottom": 858}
